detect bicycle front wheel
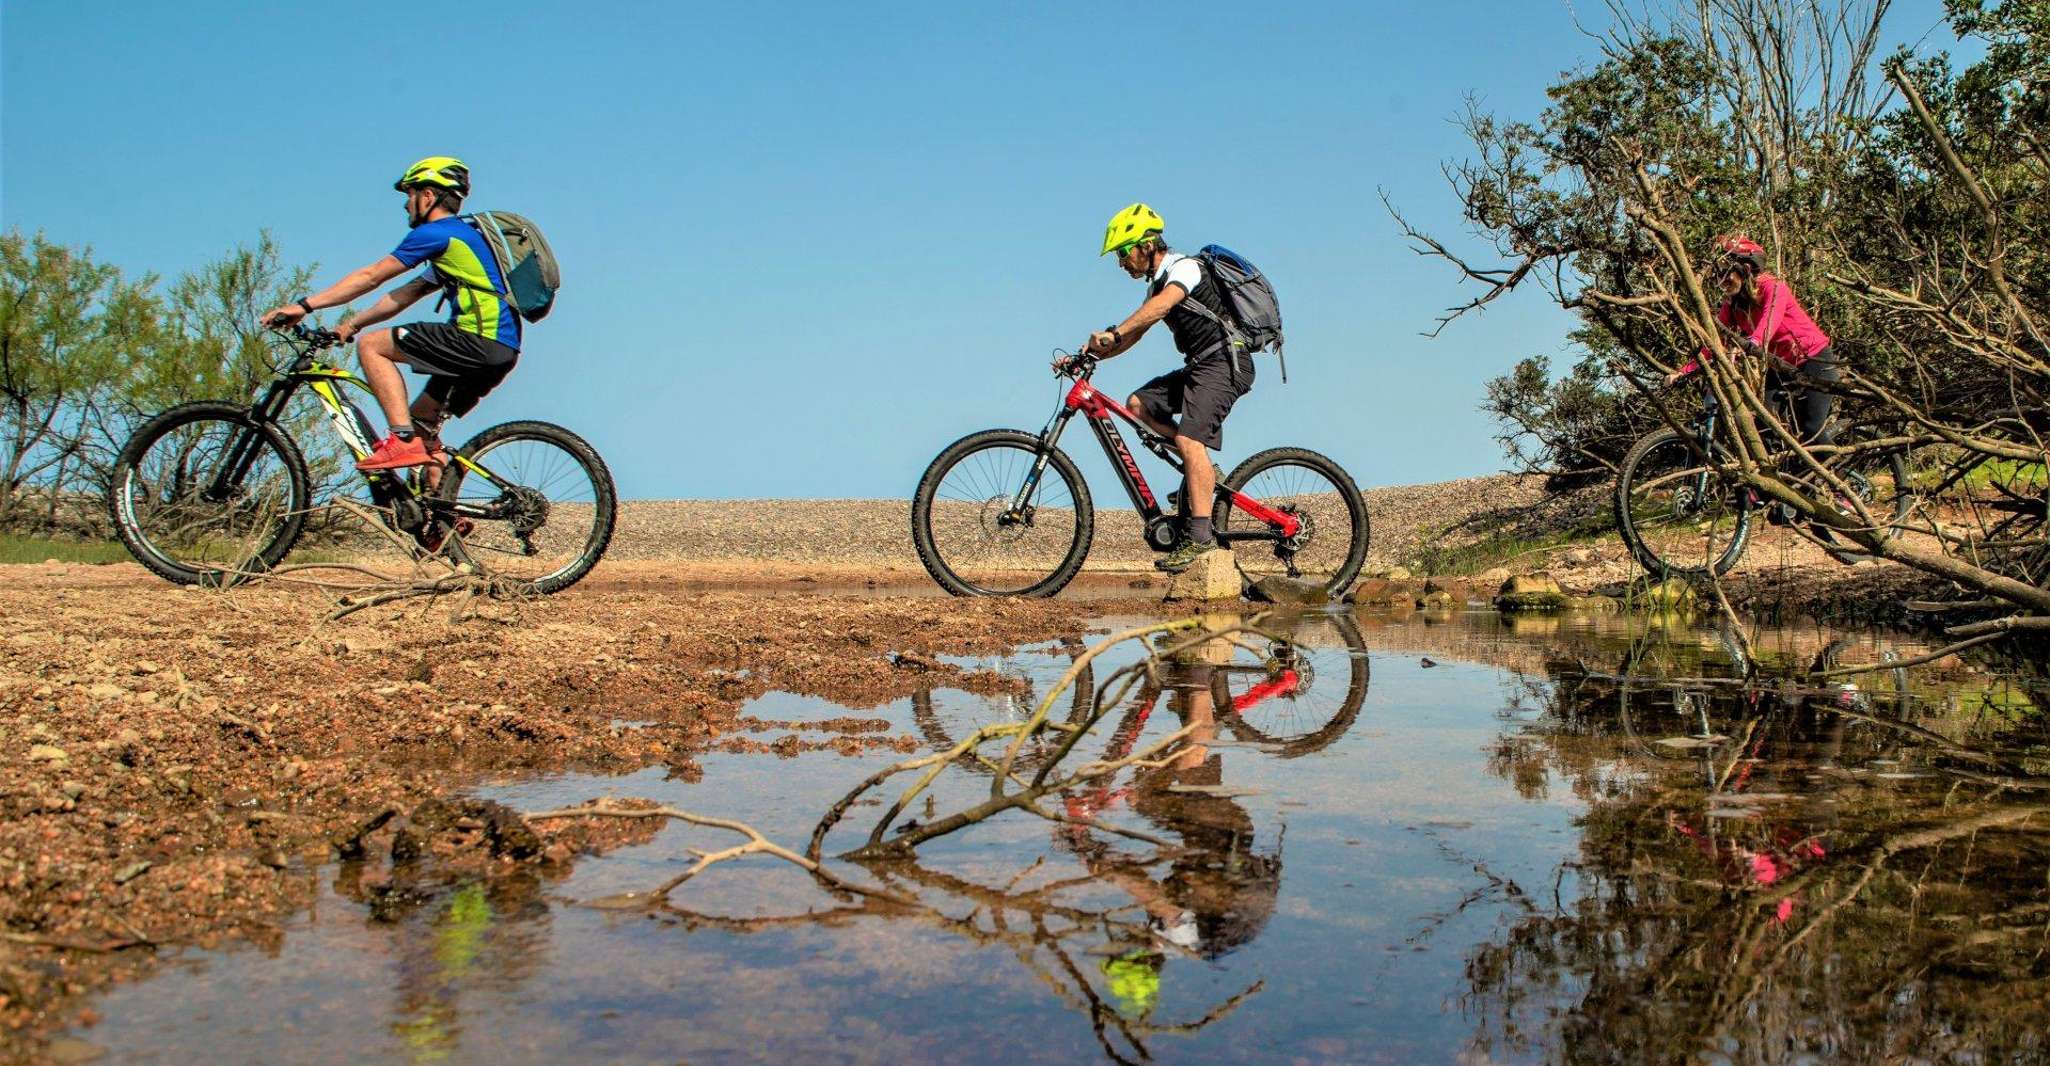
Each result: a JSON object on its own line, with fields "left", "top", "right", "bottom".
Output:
{"left": 108, "top": 401, "right": 312, "bottom": 586}
{"left": 1614, "top": 428, "right": 1752, "bottom": 578}
{"left": 1217, "top": 447, "right": 1369, "bottom": 597}
{"left": 440, "top": 420, "right": 616, "bottom": 594}
{"left": 912, "top": 429, "right": 1094, "bottom": 597}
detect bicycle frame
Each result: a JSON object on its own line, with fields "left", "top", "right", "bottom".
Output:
{"left": 208, "top": 339, "right": 519, "bottom": 525}
{"left": 1015, "top": 366, "right": 1301, "bottom": 544}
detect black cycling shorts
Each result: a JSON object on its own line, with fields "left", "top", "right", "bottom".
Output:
{"left": 392, "top": 322, "right": 519, "bottom": 417}
{"left": 1131, "top": 350, "right": 1255, "bottom": 451}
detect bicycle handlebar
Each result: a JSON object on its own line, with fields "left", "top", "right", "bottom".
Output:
{"left": 1053, "top": 350, "right": 1099, "bottom": 380}
{"left": 286, "top": 324, "right": 344, "bottom": 350}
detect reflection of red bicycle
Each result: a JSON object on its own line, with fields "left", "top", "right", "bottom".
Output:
{"left": 911, "top": 353, "right": 1369, "bottom": 597}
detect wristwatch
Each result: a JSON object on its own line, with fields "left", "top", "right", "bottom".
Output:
{"left": 296, "top": 298, "right": 315, "bottom": 315}
{"left": 1106, "top": 324, "right": 1122, "bottom": 346}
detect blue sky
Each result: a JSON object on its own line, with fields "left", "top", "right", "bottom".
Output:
{"left": 1, "top": 1, "right": 1959, "bottom": 499}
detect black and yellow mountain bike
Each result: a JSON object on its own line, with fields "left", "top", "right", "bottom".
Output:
{"left": 108, "top": 325, "right": 615, "bottom": 593}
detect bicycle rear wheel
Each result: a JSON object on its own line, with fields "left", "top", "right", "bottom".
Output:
{"left": 1216, "top": 447, "right": 1369, "bottom": 597}
{"left": 108, "top": 401, "right": 311, "bottom": 586}
{"left": 1615, "top": 428, "right": 1752, "bottom": 578}
{"left": 1218, "top": 610, "right": 1370, "bottom": 757}
{"left": 912, "top": 429, "right": 1094, "bottom": 597}
{"left": 440, "top": 420, "right": 616, "bottom": 594}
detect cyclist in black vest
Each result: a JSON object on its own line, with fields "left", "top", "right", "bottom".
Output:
{"left": 1063, "top": 203, "right": 1255, "bottom": 573}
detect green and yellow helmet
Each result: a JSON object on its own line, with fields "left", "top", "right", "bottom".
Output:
{"left": 1100, "top": 951, "right": 1163, "bottom": 1019}
{"left": 1101, "top": 203, "right": 1165, "bottom": 256}
{"left": 394, "top": 156, "right": 470, "bottom": 196}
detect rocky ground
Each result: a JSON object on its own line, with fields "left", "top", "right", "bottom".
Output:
{"left": 0, "top": 476, "right": 1937, "bottom": 1061}
{"left": 0, "top": 562, "right": 1127, "bottom": 1061}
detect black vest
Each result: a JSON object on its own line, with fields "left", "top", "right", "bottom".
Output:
{"left": 1152, "top": 259, "right": 1232, "bottom": 363}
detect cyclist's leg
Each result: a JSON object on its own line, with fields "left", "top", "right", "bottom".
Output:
{"left": 415, "top": 358, "right": 517, "bottom": 493}
{"left": 1795, "top": 348, "right": 1839, "bottom": 446}
{"left": 1127, "top": 374, "right": 1183, "bottom": 441}
{"left": 356, "top": 328, "right": 417, "bottom": 432}
{"left": 1173, "top": 352, "right": 1255, "bottom": 531}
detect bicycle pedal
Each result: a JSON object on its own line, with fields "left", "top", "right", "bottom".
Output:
{"left": 416, "top": 518, "right": 474, "bottom": 554}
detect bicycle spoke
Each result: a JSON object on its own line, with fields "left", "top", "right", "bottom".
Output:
{"left": 449, "top": 434, "right": 604, "bottom": 586}
{"left": 922, "top": 438, "right": 1085, "bottom": 595}
{"left": 116, "top": 415, "right": 301, "bottom": 578}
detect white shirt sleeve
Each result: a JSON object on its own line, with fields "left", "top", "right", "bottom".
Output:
{"left": 1158, "top": 256, "right": 1203, "bottom": 294}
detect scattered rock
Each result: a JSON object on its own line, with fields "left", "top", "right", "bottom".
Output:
{"left": 1421, "top": 657, "right": 1439, "bottom": 668}
{"left": 1562, "top": 547, "right": 1595, "bottom": 565}
{"left": 28, "top": 744, "right": 69, "bottom": 765}
{"left": 1416, "top": 589, "right": 1459, "bottom": 610}
{"left": 1163, "top": 550, "right": 1243, "bottom": 602}
{"left": 85, "top": 683, "right": 126, "bottom": 701}
{"left": 1636, "top": 578, "right": 1697, "bottom": 609}
{"left": 1501, "top": 572, "right": 1564, "bottom": 597}
{"left": 1477, "top": 566, "right": 1511, "bottom": 584}
{"left": 1495, "top": 571, "right": 1569, "bottom": 611}
{"left": 112, "top": 861, "right": 152, "bottom": 885}
{"left": 1384, "top": 566, "right": 1413, "bottom": 580}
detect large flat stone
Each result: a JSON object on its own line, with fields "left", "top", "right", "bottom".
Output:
{"left": 1163, "top": 550, "right": 1244, "bottom": 601}
{"left": 1247, "top": 575, "right": 1331, "bottom": 606}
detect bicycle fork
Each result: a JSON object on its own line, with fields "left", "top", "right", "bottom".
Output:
{"left": 1004, "top": 408, "right": 1083, "bottom": 523}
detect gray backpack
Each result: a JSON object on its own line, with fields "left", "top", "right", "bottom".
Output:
{"left": 1183, "top": 245, "right": 1286, "bottom": 380}
{"left": 461, "top": 211, "right": 561, "bottom": 322}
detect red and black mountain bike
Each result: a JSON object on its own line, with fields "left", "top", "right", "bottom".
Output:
{"left": 912, "top": 353, "right": 1369, "bottom": 597}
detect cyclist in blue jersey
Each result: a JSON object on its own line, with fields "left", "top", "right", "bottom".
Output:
{"left": 262, "top": 156, "right": 521, "bottom": 472}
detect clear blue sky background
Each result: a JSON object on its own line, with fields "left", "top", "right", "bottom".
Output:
{"left": 2, "top": 1, "right": 1958, "bottom": 500}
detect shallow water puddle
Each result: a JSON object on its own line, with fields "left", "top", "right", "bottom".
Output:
{"left": 72, "top": 612, "right": 2050, "bottom": 1063}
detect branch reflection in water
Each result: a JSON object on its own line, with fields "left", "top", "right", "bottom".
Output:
{"left": 1467, "top": 621, "right": 2050, "bottom": 1062}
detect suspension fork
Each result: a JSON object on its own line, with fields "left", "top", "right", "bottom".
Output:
{"left": 1007, "top": 407, "right": 1081, "bottom": 516}
{"left": 1692, "top": 408, "right": 1720, "bottom": 506}
{"left": 207, "top": 378, "right": 299, "bottom": 501}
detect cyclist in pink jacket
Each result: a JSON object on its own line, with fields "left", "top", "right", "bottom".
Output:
{"left": 1666, "top": 234, "right": 1840, "bottom": 447}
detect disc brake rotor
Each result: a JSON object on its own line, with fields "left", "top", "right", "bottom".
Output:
{"left": 979, "top": 496, "right": 1032, "bottom": 544}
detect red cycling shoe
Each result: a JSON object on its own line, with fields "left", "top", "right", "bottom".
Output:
{"left": 357, "top": 434, "right": 433, "bottom": 471}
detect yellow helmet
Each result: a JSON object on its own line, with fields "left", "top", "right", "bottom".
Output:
{"left": 394, "top": 156, "right": 470, "bottom": 196}
{"left": 1100, "top": 203, "right": 1165, "bottom": 256}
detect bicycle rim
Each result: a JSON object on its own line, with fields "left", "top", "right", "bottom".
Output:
{"left": 446, "top": 429, "right": 609, "bottom": 589}
{"left": 1220, "top": 451, "right": 1366, "bottom": 592}
{"left": 1618, "top": 432, "right": 1748, "bottom": 577}
{"left": 1218, "top": 610, "right": 1369, "bottom": 756}
{"left": 919, "top": 437, "right": 1088, "bottom": 596}
{"left": 115, "top": 411, "right": 305, "bottom": 581}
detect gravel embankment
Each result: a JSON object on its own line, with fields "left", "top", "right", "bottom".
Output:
{"left": 604, "top": 474, "right": 1552, "bottom": 572}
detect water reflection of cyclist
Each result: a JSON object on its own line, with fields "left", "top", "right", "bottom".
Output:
{"left": 1662, "top": 688, "right": 1830, "bottom": 925}
{"left": 1059, "top": 657, "right": 1282, "bottom": 1013}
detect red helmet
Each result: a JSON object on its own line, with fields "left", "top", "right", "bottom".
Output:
{"left": 1713, "top": 233, "right": 1766, "bottom": 270}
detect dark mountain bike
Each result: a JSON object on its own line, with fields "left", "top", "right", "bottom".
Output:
{"left": 1613, "top": 381, "right": 1909, "bottom": 578}
{"left": 912, "top": 353, "right": 1369, "bottom": 598}
{"left": 108, "top": 325, "right": 616, "bottom": 594}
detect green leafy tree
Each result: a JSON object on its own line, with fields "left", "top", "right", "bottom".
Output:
{"left": 0, "top": 231, "right": 158, "bottom": 532}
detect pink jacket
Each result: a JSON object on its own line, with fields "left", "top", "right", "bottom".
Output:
{"left": 1678, "top": 273, "right": 1831, "bottom": 376}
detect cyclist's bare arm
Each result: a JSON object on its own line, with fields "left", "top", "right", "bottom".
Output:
{"left": 260, "top": 255, "right": 413, "bottom": 328}
{"left": 336, "top": 275, "right": 438, "bottom": 338}
{"left": 1085, "top": 283, "right": 1189, "bottom": 357}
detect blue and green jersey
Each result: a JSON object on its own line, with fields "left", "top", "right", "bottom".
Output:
{"left": 392, "top": 218, "right": 522, "bottom": 351}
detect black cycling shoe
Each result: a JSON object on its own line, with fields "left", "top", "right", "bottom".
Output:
{"left": 1155, "top": 539, "right": 1222, "bottom": 573}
